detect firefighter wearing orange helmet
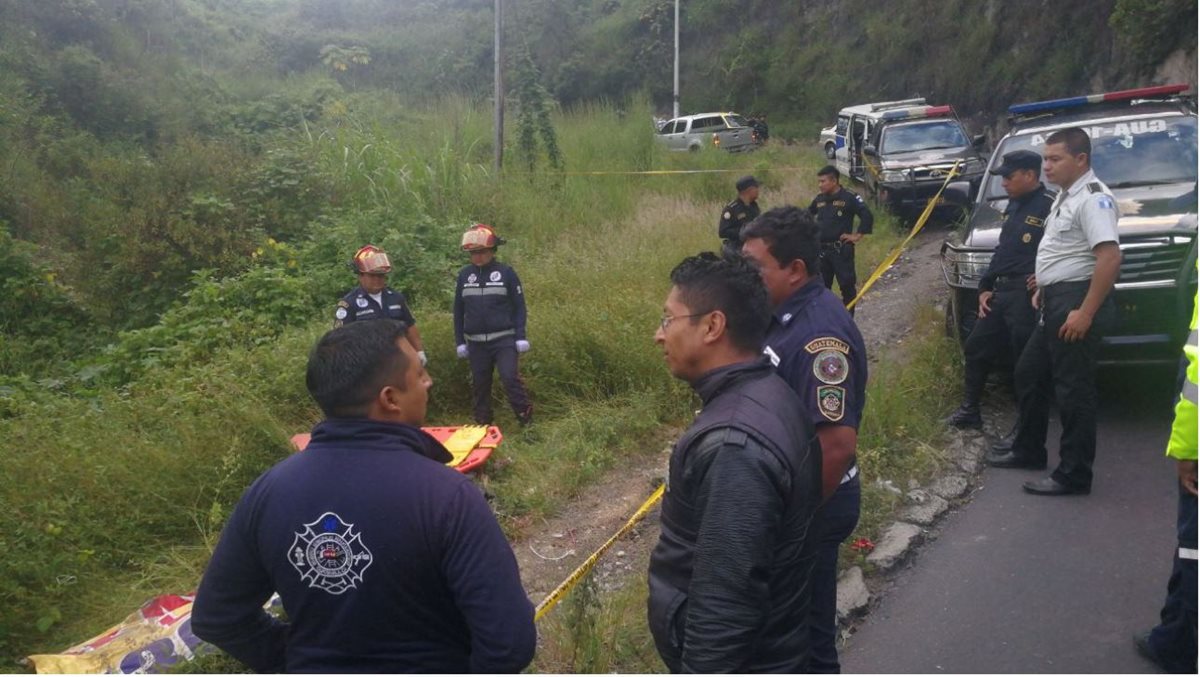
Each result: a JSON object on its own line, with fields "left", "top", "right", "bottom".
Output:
{"left": 335, "top": 245, "right": 426, "bottom": 366}
{"left": 453, "top": 224, "right": 532, "bottom": 425}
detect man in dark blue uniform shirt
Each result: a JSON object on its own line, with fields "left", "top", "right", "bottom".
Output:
{"left": 718, "top": 175, "right": 761, "bottom": 253}
{"left": 948, "top": 150, "right": 1054, "bottom": 432}
{"left": 742, "top": 207, "right": 869, "bottom": 674}
{"left": 809, "top": 166, "right": 874, "bottom": 312}
{"left": 335, "top": 244, "right": 427, "bottom": 366}
{"left": 192, "top": 320, "right": 536, "bottom": 673}
{"left": 454, "top": 224, "right": 533, "bottom": 425}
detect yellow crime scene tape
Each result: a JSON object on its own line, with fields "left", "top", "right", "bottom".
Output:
{"left": 533, "top": 160, "right": 965, "bottom": 623}
{"left": 847, "top": 160, "right": 963, "bottom": 310}
{"left": 534, "top": 483, "right": 665, "bottom": 621}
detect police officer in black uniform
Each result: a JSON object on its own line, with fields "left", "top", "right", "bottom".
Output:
{"left": 947, "top": 150, "right": 1054, "bottom": 430}
{"left": 335, "top": 245, "right": 426, "bottom": 366}
{"left": 718, "top": 175, "right": 761, "bottom": 253}
{"left": 741, "top": 207, "right": 869, "bottom": 674}
{"left": 809, "top": 166, "right": 874, "bottom": 312}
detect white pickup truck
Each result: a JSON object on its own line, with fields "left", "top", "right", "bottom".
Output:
{"left": 654, "top": 112, "right": 756, "bottom": 152}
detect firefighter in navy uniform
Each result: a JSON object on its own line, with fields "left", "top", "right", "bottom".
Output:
{"left": 453, "top": 224, "right": 533, "bottom": 426}
{"left": 741, "top": 207, "right": 869, "bottom": 674}
{"left": 809, "top": 165, "right": 873, "bottom": 311}
{"left": 947, "top": 150, "right": 1054, "bottom": 430}
{"left": 335, "top": 245, "right": 426, "bottom": 366}
{"left": 718, "top": 175, "right": 761, "bottom": 253}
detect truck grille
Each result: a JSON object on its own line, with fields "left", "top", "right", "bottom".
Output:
{"left": 912, "top": 164, "right": 959, "bottom": 181}
{"left": 1118, "top": 234, "right": 1195, "bottom": 285}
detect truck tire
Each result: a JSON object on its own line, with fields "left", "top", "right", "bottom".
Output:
{"left": 946, "top": 288, "right": 978, "bottom": 345}
{"left": 824, "top": 142, "right": 836, "bottom": 159}
{"left": 688, "top": 143, "right": 701, "bottom": 152}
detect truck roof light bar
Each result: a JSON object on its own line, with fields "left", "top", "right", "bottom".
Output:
{"left": 1007, "top": 84, "right": 1190, "bottom": 116}
{"left": 880, "top": 105, "right": 953, "bottom": 121}
{"left": 869, "top": 97, "right": 928, "bottom": 112}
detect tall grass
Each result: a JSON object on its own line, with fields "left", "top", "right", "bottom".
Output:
{"left": 1, "top": 100, "right": 830, "bottom": 664}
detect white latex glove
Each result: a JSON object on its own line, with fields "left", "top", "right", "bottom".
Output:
{"left": 516, "top": 340, "right": 531, "bottom": 353}
{"left": 417, "top": 350, "right": 428, "bottom": 367}
{"left": 456, "top": 344, "right": 469, "bottom": 359}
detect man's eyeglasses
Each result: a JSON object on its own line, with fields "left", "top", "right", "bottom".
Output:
{"left": 660, "top": 312, "right": 708, "bottom": 330}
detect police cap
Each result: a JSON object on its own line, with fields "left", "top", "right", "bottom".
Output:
{"left": 989, "top": 150, "right": 1042, "bottom": 177}
{"left": 736, "top": 175, "right": 760, "bottom": 192}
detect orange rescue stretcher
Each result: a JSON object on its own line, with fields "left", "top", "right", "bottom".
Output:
{"left": 289, "top": 425, "right": 502, "bottom": 474}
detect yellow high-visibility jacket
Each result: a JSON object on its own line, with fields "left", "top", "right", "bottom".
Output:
{"left": 1167, "top": 275, "right": 1198, "bottom": 461}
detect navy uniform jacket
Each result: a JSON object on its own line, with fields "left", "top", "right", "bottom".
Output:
{"left": 335, "top": 287, "right": 417, "bottom": 328}
{"left": 191, "top": 418, "right": 536, "bottom": 673}
{"left": 978, "top": 184, "right": 1055, "bottom": 292}
{"left": 764, "top": 279, "right": 868, "bottom": 432}
{"left": 718, "top": 198, "right": 761, "bottom": 244}
{"left": 453, "top": 261, "right": 527, "bottom": 344}
{"left": 808, "top": 188, "right": 874, "bottom": 243}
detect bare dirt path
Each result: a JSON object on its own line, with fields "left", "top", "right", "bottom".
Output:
{"left": 510, "top": 212, "right": 958, "bottom": 608}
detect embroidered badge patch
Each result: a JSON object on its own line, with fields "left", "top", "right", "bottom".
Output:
{"left": 1096, "top": 195, "right": 1115, "bottom": 210}
{"left": 467, "top": 273, "right": 478, "bottom": 284}
{"left": 489, "top": 271, "right": 502, "bottom": 282}
{"left": 723, "top": 211, "right": 731, "bottom": 219}
{"left": 817, "top": 385, "right": 846, "bottom": 422}
{"left": 813, "top": 350, "right": 850, "bottom": 385}
{"left": 805, "top": 337, "right": 851, "bottom": 354}
{"left": 335, "top": 308, "right": 348, "bottom": 320}
{"left": 337, "top": 299, "right": 350, "bottom": 309}
{"left": 289, "top": 512, "right": 372, "bottom": 595}
{"left": 355, "top": 297, "right": 369, "bottom": 308}
{"left": 1022, "top": 233, "right": 1032, "bottom": 243}
{"left": 1024, "top": 216, "right": 1044, "bottom": 227}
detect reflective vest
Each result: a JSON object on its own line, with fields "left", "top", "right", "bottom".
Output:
{"left": 1167, "top": 268, "right": 1198, "bottom": 462}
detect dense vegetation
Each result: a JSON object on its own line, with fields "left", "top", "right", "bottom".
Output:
{"left": 0, "top": 0, "right": 1190, "bottom": 668}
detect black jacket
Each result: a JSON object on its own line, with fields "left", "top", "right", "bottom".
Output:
{"left": 334, "top": 286, "right": 416, "bottom": 328}
{"left": 718, "top": 198, "right": 761, "bottom": 245}
{"left": 978, "top": 184, "right": 1055, "bottom": 292}
{"left": 453, "top": 261, "right": 527, "bottom": 344}
{"left": 648, "top": 359, "right": 822, "bottom": 673}
{"left": 192, "top": 419, "right": 536, "bottom": 673}
{"left": 809, "top": 187, "right": 874, "bottom": 243}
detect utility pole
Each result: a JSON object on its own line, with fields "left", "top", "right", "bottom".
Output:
{"left": 493, "top": 0, "right": 504, "bottom": 172}
{"left": 673, "top": 0, "right": 680, "bottom": 118}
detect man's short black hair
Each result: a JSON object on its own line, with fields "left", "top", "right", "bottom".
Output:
{"left": 818, "top": 165, "right": 841, "bottom": 181}
{"left": 306, "top": 320, "right": 411, "bottom": 418}
{"left": 1045, "top": 127, "right": 1091, "bottom": 163}
{"left": 740, "top": 206, "right": 821, "bottom": 275}
{"left": 669, "top": 252, "right": 770, "bottom": 354}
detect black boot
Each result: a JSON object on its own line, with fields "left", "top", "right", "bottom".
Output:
{"left": 945, "top": 403, "right": 983, "bottom": 429}
{"left": 992, "top": 420, "right": 1019, "bottom": 452}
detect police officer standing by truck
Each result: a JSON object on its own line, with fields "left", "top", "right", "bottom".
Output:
{"left": 947, "top": 150, "right": 1053, "bottom": 430}
{"left": 741, "top": 207, "right": 869, "bottom": 674}
{"left": 335, "top": 245, "right": 427, "bottom": 367}
{"left": 809, "top": 166, "right": 874, "bottom": 311}
{"left": 718, "top": 175, "right": 761, "bottom": 254}
{"left": 991, "top": 128, "right": 1120, "bottom": 496}
{"left": 454, "top": 224, "right": 533, "bottom": 426}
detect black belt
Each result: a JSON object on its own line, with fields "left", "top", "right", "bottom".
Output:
{"left": 991, "top": 274, "right": 1029, "bottom": 289}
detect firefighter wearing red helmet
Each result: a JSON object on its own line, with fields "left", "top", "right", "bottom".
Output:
{"left": 335, "top": 245, "right": 427, "bottom": 366}
{"left": 453, "top": 224, "right": 533, "bottom": 425}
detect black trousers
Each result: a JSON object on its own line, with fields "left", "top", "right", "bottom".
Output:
{"left": 1148, "top": 481, "right": 1198, "bottom": 673}
{"left": 466, "top": 336, "right": 531, "bottom": 424}
{"left": 808, "top": 476, "right": 861, "bottom": 673}
{"left": 820, "top": 243, "right": 857, "bottom": 308}
{"left": 1011, "top": 281, "right": 1115, "bottom": 488}
{"left": 961, "top": 281, "right": 1037, "bottom": 406}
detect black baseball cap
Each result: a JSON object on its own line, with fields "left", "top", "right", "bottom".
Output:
{"left": 989, "top": 150, "right": 1042, "bottom": 177}
{"left": 736, "top": 175, "right": 759, "bottom": 192}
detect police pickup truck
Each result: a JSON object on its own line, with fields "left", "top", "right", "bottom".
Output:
{"left": 654, "top": 112, "right": 756, "bottom": 152}
{"left": 941, "top": 84, "right": 1198, "bottom": 365}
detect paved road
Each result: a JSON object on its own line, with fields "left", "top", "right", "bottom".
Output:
{"left": 843, "top": 368, "right": 1183, "bottom": 674}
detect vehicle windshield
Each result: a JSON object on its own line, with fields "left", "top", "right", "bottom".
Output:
{"left": 982, "top": 114, "right": 1198, "bottom": 200}
{"left": 726, "top": 115, "right": 748, "bottom": 128}
{"left": 880, "top": 120, "right": 969, "bottom": 154}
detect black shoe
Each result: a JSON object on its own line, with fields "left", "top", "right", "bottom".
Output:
{"left": 516, "top": 406, "right": 533, "bottom": 427}
{"left": 945, "top": 404, "right": 983, "bottom": 429}
{"left": 1133, "top": 631, "right": 1168, "bottom": 670}
{"left": 1023, "top": 476, "right": 1090, "bottom": 496}
{"left": 985, "top": 451, "right": 1046, "bottom": 470}
{"left": 993, "top": 424, "right": 1019, "bottom": 452}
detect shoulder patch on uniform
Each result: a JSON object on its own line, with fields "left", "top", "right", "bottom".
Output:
{"left": 337, "top": 299, "right": 350, "bottom": 308}
{"left": 813, "top": 349, "right": 850, "bottom": 384}
{"left": 1087, "top": 182, "right": 1103, "bottom": 193}
{"left": 335, "top": 307, "right": 348, "bottom": 320}
{"left": 855, "top": 194, "right": 864, "bottom": 203}
{"left": 723, "top": 211, "right": 731, "bottom": 219}
{"left": 1024, "top": 216, "right": 1044, "bottom": 227}
{"left": 816, "top": 385, "right": 846, "bottom": 422}
{"left": 805, "top": 337, "right": 851, "bottom": 354}
{"left": 1095, "top": 194, "right": 1115, "bottom": 210}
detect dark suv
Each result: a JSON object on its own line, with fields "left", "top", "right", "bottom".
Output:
{"left": 941, "top": 85, "right": 1198, "bottom": 365}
